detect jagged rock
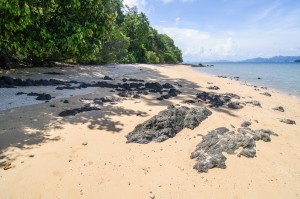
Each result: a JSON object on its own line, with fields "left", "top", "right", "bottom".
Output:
{"left": 207, "top": 86, "right": 220, "bottom": 90}
{"left": 36, "top": 93, "right": 52, "bottom": 100}
{"left": 273, "top": 106, "right": 284, "bottom": 112}
{"left": 191, "top": 127, "right": 278, "bottom": 172}
{"left": 58, "top": 106, "right": 100, "bottom": 117}
{"left": 247, "top": 100, "right": 261, "bottom": 107}
{"left": 168, "top": 88, "right": 181, "bottom": 97}
{"left": 120, "top": 82, "right": 144, "bottom": 90}
{"left": 224, "top": 93, "right": 240, "bottom": 99}
{"left": 157, "top": 88, "right": 181, "bottom": 101}
{"left": 118, "top": 90, "right": 133, "bottom": 97}
{"left": 241, "top": 121, "right": 251, "bottom": 127}
{"left": 103, "top": 75, "right": 113, "bottom": 80}
{"left": 16, "top": 92, "right": 27, "bottom": 95}
{"left": 162, "top": 83, "right": 174, "bottom": 89}
{"left": 228, "top": 102, "right": 243, "bottom": 109}
{"left": 126, "top": 106, "right": 212, "bottom": 144}
{"left": 280, "top": 119, "right": 296, "bottom": 124}
{"left": 145, "top": 82, "right": 163, "bottom": 92}
{"left": 260, "top": 92, "right": 271, "bottom": 97}
{"left": 184, "top": 100, "right": 195, "bottom": 104}
{"left": 196, "top": 91, "right": 234, "bottom": 108}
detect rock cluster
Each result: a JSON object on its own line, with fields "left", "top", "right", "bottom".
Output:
{"left": 196, "top": 91, "right": 242, "bottom": 108}
{"left": 191, "top": 127, "right": 278, "bottom": 172}
{"left": 0, "top": 76, "right": 68, "bottom": 88}
{"left": 126, "top": 106, "right": 212, "bottom": 144}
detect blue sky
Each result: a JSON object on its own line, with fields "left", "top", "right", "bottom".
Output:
{"left": 123, "top": 0, "right": 300, "bottom": 62}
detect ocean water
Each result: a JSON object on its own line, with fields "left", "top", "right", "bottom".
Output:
{"left": 192, "top": 63, "right": 300, "bottom": 97}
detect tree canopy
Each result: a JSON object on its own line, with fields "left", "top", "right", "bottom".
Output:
{"left": 0, "top": 0, "right": 182, "bottom": 68}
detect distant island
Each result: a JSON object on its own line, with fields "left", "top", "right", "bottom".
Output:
{"left": 204, "top": 56, "right": 300, "bottom": 63}
{"left": 241, "top": 56, "right": 300, "bottom": 63}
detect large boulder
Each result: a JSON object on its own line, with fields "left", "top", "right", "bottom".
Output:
{"left": 191, "top": 127, "right": 278, "bottom": 173}
{"left": 126, "top": 106, "right": 212, "bottom": 144}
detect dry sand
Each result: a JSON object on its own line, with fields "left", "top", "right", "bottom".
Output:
{"left": 0, "top": 64, "right": 299, "bottom": 198}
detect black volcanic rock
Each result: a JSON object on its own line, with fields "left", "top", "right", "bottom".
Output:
{"left": 207, "top": 86, "right": 220, "bottom": 90}
{"left": 280, "top": 119, "right": 296, "bottom": 124}
{"left": 58, "top": 106, "right": 100, "bottom": 117}
{"left": 273, "top": 106, "right": 284, "bottom": 112}
{"left": 36, "top": 93, "right": 52, "bottom": 100}
{"left": 228, "top": 102, "right": 243, "bottom": 109}
{"left": 191, "top": 127, "right": 278, "bottom": 172}
{"left": 145, "top": 82, "right": 163, "bottom": 92}
{"left": 103, "top": 75, "right": 113, "bottom": 80}
{"left": 126, "top": 106, "right": 212, "bottom": 144}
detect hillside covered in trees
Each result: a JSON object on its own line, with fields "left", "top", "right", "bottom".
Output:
{"left": 0, "top": 0, "right": 183, "bottom": 68}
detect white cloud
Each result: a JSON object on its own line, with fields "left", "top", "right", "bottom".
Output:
{"left": 123, "top": 0, "right": 147, "bottom": 11}
{"left": 156, "top": 26, "right": 241, "bottom": 61}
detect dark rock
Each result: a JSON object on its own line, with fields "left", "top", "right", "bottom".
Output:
{"left": 27, "top": 92, "right": 40, "bottom": 96}
{"left": 92, "top": 81, "right": 118, "bottom": 89}
{"left": 145, "top": 82, "right": 163, "bottom": 92}
{"left": 16, "top": 92, "right": 27, "bottom": 95}
{"left": 118, "top": 90, "right": 133, "bottom": 97}
{"left": 50, "top": 105, "right": 56, "bottom": 107}
{"left": 257, "top": 77, "right": 262, "bottom": 79}
{"left": 63, "top": 100, "right": 69, "bottom": 103}
{"left": 247, "top": 100, "right": 261, "bottom": 107}
{"left": 58, "top": 106, "right": 100, "bottom": 117}
{"left": 103, "top": 75, "right": 113, "bottom": 80}
{"left": 133, "top": 94, "right": 140, "bottom": 98}
{"left": 36, "top": 93, "right": 52, "bottom": 101}
{"left": 137, "top": 90, "right": 149, "bottom": 95}
{"left": 121, "top": 82, "right": 144, "bottom": 90}
{"left": 196, "top": 91, "right": 234, "bottom": 108}
{"left": 273, "top": 106, "right": 284, "bottom": 112}
{"left": 224, "top": 93, "right": 240, "bottom": 99}
{"left": 56, "top": 86, "right": 76, "bottom": 90}
{"left": 184, "top": 100, "right": 195, "bottom": 104}
{"left": 126, "top": 106, "right": 212, "bottom": 144}
{"left": 280, "top": 119, "right": 296, "bottom": 125}
{"left": 228, "top": 102, "right": 243, "bottom": 109}
{"left": 162, "top": 83, "right": 174, "bottom": 89}
{"left": 260, "top": 92, "right": 271, "bottom": 97}
{"left": 191, "top": 127, "right": 278, "bottom": 172}
{"left": 168, "top": 88, "right": 181, "bottom": 97}
{"left": 207, "top": 86, "right": 220, "bottom": 90}
{"left": 241, "top": 121, "right": 251, "bottom": 127}
{"left": 44, "top": 72, "right": 64, "bottom": 75}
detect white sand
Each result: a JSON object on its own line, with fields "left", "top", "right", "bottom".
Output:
{"left": 0, "top": 64, "right": 299, "bottom": 198}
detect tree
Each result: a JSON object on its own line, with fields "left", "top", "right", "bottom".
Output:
{"left": 0, "top": 0, "right": 121, "bottom": 66}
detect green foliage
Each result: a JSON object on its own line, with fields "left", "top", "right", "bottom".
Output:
{"left": 0, "top": 0, "right": 183, "bottom": 67}
{"left": 145, "top": 51, "right": 160, "bottom": 64}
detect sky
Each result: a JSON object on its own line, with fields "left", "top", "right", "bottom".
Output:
{"left": 123, "top": 0, "right": 300, "bottom": 62}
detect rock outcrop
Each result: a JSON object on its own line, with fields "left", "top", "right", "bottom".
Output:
{"left": 191, "top": 127, "right": 278, "bottom": 173}
{"left": 126, "top": 106, "right": 212, "bottom": 144}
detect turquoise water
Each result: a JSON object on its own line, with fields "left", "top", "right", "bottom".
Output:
{"left": 192, "top": 63, "right": 300, "bottom": 97}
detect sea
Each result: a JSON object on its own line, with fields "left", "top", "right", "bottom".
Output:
{"left": 192, "top": 62, "right": 300, "bottom": 97}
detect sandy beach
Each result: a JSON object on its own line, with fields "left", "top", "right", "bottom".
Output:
{"left": 0, "top": 64, "right": 299, "bottom": 198}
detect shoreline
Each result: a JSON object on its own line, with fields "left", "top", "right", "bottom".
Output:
{"left": 0, "top": 64, "right": 299, "bottom": 198}
{"left": 190, "top": 62, "right": 300, "bottom": 98}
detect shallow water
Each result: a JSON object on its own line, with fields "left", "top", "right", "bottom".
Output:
{"left": 193, "top": 63, "right": 300, "bottom": 97}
